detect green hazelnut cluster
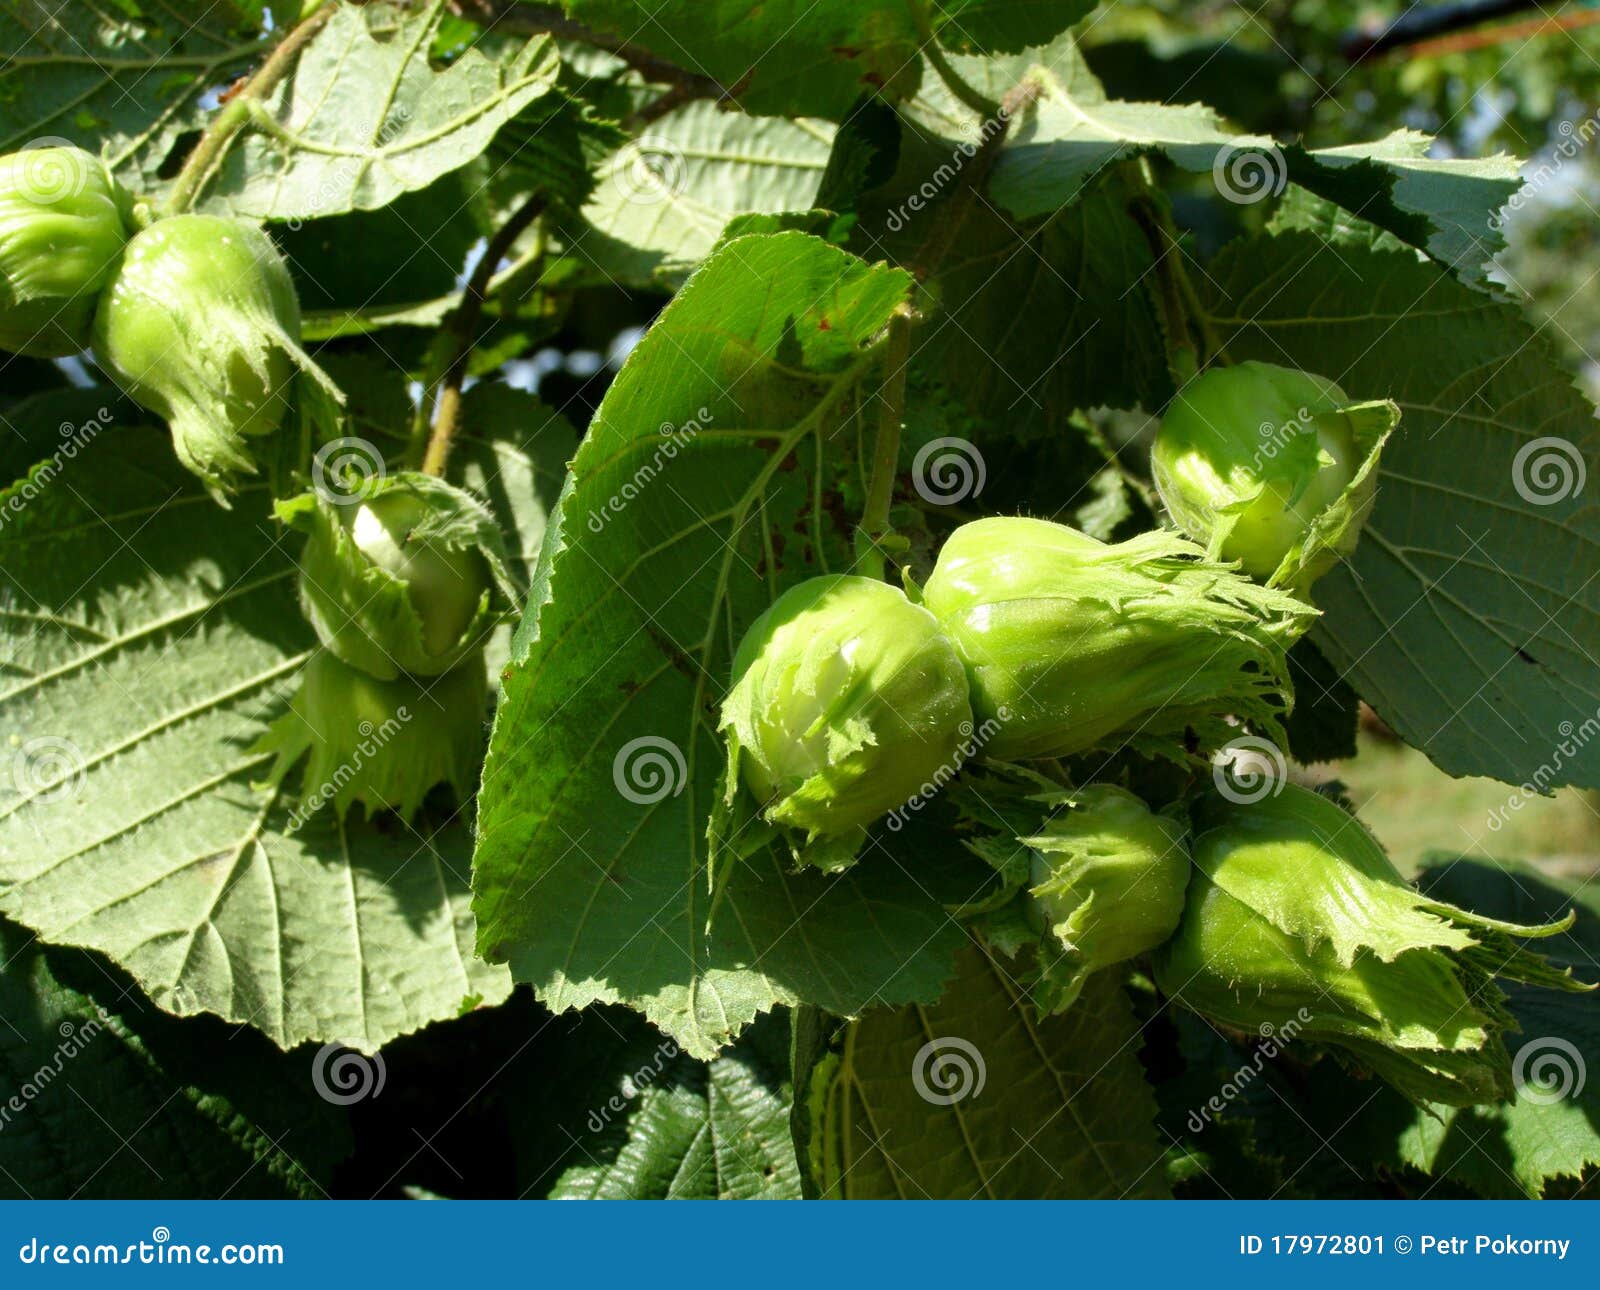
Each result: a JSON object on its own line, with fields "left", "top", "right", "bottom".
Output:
{"left": 260, "top": 474, "right": 519, "bottom": 824}
{"left": 1154, "top": 785, "right": 1590, "bottom": 1107}
{"left": 723, "top": 515, "right": 1312, "bottom": 868}
{"left": 0, "top": 144, "right": 340, "bottom": 501}
{"left": 0, "top": 149, "right": 506, "bottom": 825}
{"left": 722, "top": 496, "right": 1584, "bottom": 1106}
{"left": 722, "top": 359, "right": 1392, "bottom": 867}
{"left": 946, "top": 767, "right": 1588, "bottom": 1107}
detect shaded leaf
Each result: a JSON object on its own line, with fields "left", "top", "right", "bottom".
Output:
{"left": 801, "top": 946, "right": 1170, "bottom": 1198}
{"left": 0, "top": 918, "right": 349, "bottom": 1199}
{"left": 1283, "top": 638, "right": 1360, "bottom": 765}
{"left": 279, "top": 172, "right": 488, "bottom": 313}
{"left": 516, "top": 1007, "right": 800, "bottom": 1198}
{"left": 558, "top": 0, "right": 923, "bottom": 119}
{"left": 930, "top": 0, "right": 1097, "bottom": 55}
{"left": 889, "top": 167, "right": 1171, "bottom": 430}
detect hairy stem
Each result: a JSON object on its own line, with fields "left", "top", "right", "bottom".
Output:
{"left": 1128, "top": 196, "right": 1197, "bottom": 384}
{"left": 908, "top": 0, "right": 1001, "bottom": 118}
{"left": 855, "top": 78, "right": 1039, "bottom": 578}
{"left": 858, "top": 307, "right": 914, "bottom": 579}
{"left": 908, "top": 77, "right": 1040, "bottom": 280}
{"left": 418, "top": 192, "right": 549, "bottom": 477}
{"left": 1125, "top": 160, "right": 1223, "bottom": 379}
{"left": 164, "top": 1, "right": 337, "bottom": 215}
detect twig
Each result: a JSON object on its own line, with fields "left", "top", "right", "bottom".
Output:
{"left": 418, "top": 191, "right": 549, "bottom": 477}
{"left": 629, "top": 69, "right": 751, "bottom": 127}
{"left": 1173, "top": 250, "right": 1224, "bottom": 367}
{"left": 164, "top": 1, "right": 337, "bottom": 214}
{"left": 1406, "top": 6, "right": 1600, "bottom": 58}
{"left": 631, "top": 79, "right": 709, "bottom": 126}
{"left": 1342, "top": 0, "right": 1536, "bottom": 61}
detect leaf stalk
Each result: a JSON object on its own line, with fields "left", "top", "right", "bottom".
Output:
{"left": 164, "top": 1, "right": 338, "bottom": 215}
{"left": 908, "top": 0, "right": 1002, "bottom": 118}
{"left": 858, "top": 305, "right": 915, "bottom": 579}
{"left": 1125, "top": 159, "right": 1226, "bottom": 380}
